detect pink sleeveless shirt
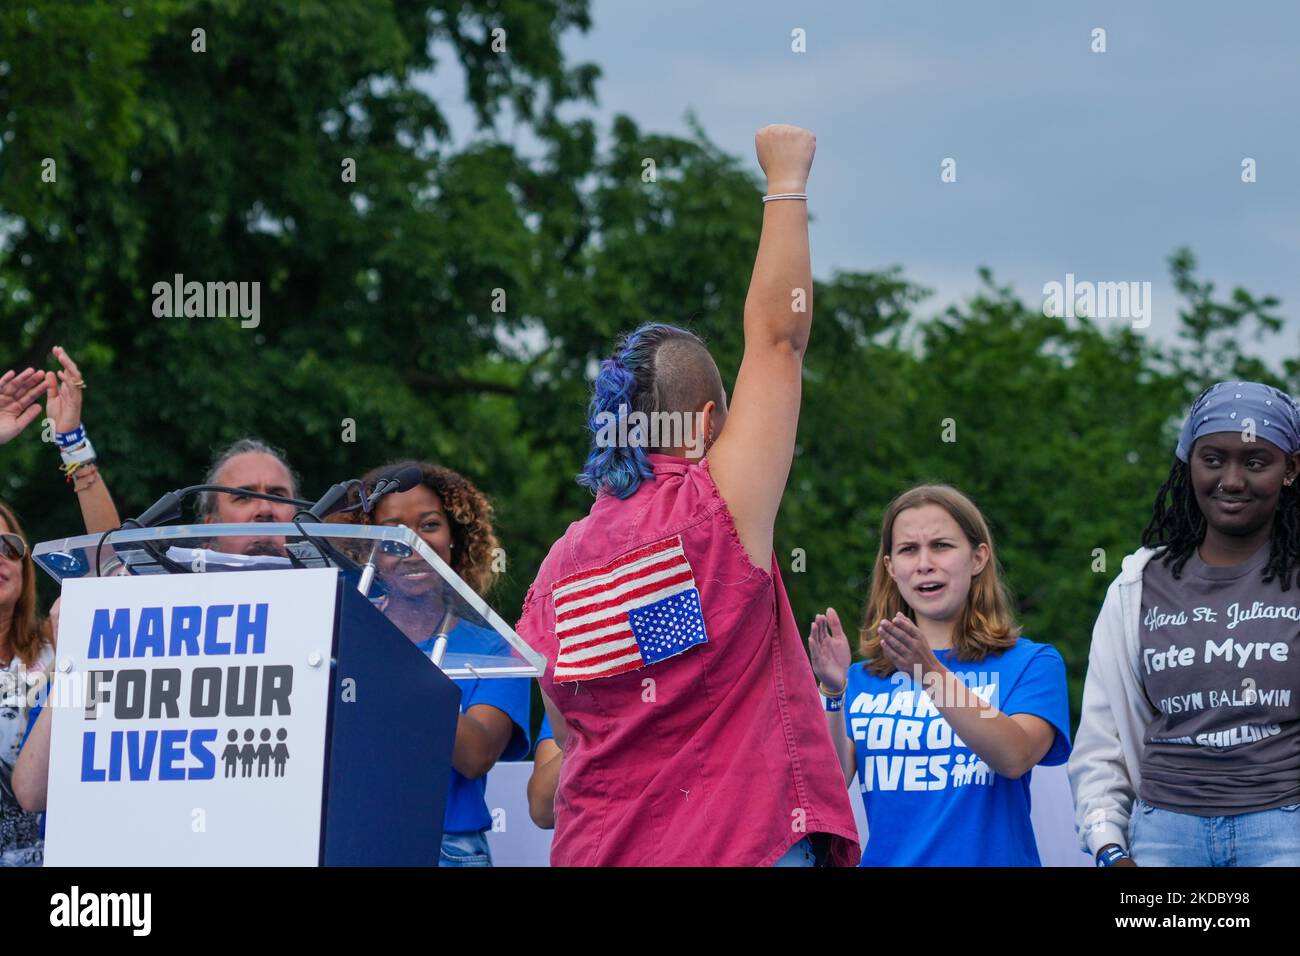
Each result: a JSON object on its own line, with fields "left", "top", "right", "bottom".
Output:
{"left": 516, "top": 453, "right": 860, "bottom": 866}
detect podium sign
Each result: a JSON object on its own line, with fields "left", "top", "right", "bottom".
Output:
{"left": 33, "top": 521, "right": 526, "bottom": 865}
{"left": 45, "top": 569, "right": 337, "bottom": 866}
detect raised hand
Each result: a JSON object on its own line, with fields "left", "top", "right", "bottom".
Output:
{"left": 0, "top": 367, "right": 47, "bottom": 445}
{"left": 808, "top": 607, "right": 852, "bottom": 695}
{"left": 43, "top": 346, "right": 86, "bottom": 434}
{"left": 878, "top": 612, "right": 944, "bottom": 684}
{"left": 754, "top": 124, "right": 816, "bottom": 194}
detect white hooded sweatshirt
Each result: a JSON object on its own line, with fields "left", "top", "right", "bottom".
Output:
{"left": 1068, "top": 546, "right": 1161, "bottom": 857}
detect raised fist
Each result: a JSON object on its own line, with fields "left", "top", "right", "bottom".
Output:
{"left": 755, "top": 124, "right": 816, "bottom": 193}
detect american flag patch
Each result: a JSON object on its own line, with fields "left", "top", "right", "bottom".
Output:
{"left": 551, "top": 535, "right": 709, "bottom": 683}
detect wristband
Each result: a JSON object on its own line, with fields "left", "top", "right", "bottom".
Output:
{"left": 820, "top": 682, "right": 845, "bottom": 712}
{"left": 55, "top": 424, "right": 86, "bottom": 448}
{"left": 762, "top": 192, "right": 808, "bottom": 203}
{"left": 59, "top": 436, "right": 96, "bottom": 467}
{"left": 1096, "top": 845, "right": 1129, "bottom": 867}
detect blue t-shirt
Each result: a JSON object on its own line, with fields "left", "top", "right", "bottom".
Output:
{"left": 417, "top": 620, "right": 531, "bottom": 834}
{"left": 536, "top": 713, "right": 553, "bottom": 749}
{"left": 845, "top": 637, "right": 1071, "bottom": 866}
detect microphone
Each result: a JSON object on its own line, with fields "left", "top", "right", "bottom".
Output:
{"left": 125, "top": 485, "right": 313, "bottom": 529}
{"left": 354, "top": 466, "right": 424, "bottom": 597}
{"left": 364, "top": 465, "right": 422, "bottom": 512}
{"left": 296, "top": 480, "right": 360, "bottom": 522}
{"left": 295, "top": 465, "right": 420, "bottom": 522}
{"left": 126, "top": 490, "right": 184, "bottom": 529}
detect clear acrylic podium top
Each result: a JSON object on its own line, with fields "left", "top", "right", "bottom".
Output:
{"left": 32, "top": 522, "right": 544, "bottom": 680}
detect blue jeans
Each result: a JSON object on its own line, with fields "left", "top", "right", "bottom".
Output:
{"left": 438, "top": 829, "right": 493, "bottom": 867}
{"left": 1130, "top": 798, "right": 1300, "bottom": 866}
{"left": 772, "top": 836, "right": 816, "bottom": 867}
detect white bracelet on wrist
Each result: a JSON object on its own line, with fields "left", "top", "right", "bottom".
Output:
{"left": 60, "top": 437, "right": 97, "bottom": 467}
{"left": 762, "top": 192, "right": 808, "bottom": 203}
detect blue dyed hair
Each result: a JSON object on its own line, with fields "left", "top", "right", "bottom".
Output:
{"left": 576, "top": 323, "right": 720, "bottom": 499}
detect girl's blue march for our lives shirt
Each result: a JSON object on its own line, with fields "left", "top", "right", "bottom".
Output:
{"left": 416, "top": 620, "right": 530, "bottom": 835}
{"left": 845, "top": 637, "right": 1071, "bottom": 866}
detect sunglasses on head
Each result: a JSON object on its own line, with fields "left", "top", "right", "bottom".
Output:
{"left": 0, "top": 533, "right": 27, "bottom": 561}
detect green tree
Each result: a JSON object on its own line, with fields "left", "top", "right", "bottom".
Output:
{"left": 0, "top": 0, "right": 596, "bottom": 611}
{"left": 3, "top": 4, "right": 1297, "bottom": 731}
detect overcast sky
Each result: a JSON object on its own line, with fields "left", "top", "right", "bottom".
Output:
{"left": 428, "top": 1, "right": 1300, "bottom": 352}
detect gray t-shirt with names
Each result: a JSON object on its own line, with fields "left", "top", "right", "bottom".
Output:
{"left": 1139, "top": 544, "right": 1300, "bottom": 815}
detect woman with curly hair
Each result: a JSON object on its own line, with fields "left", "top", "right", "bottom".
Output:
{"left": 807, "top": 484, "right": 1070, "bottom": 866}
{"left": 1071, "top": 382, "right": 1300, "bottom": 867}
{"left": 357, "top": 460, "right": 529, "bottom": 867}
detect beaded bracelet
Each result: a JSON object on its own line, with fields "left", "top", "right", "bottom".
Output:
{"left": 70, "top": 463, "right": 100, "bottom": 492}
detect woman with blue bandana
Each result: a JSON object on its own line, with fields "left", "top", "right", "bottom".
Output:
{"left": 1070, "top": 381, "right": 1300, "bottom": 867}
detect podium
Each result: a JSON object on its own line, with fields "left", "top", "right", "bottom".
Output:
{"left": 31, "top": 522, "right": 545, "bottom": 866}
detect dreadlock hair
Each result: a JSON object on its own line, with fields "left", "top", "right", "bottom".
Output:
{"left": 576, "top": 323, "right": 725, "bottom": 500}
{"left": 1141, "top": 456, "right": 1300, "bottom": 590}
